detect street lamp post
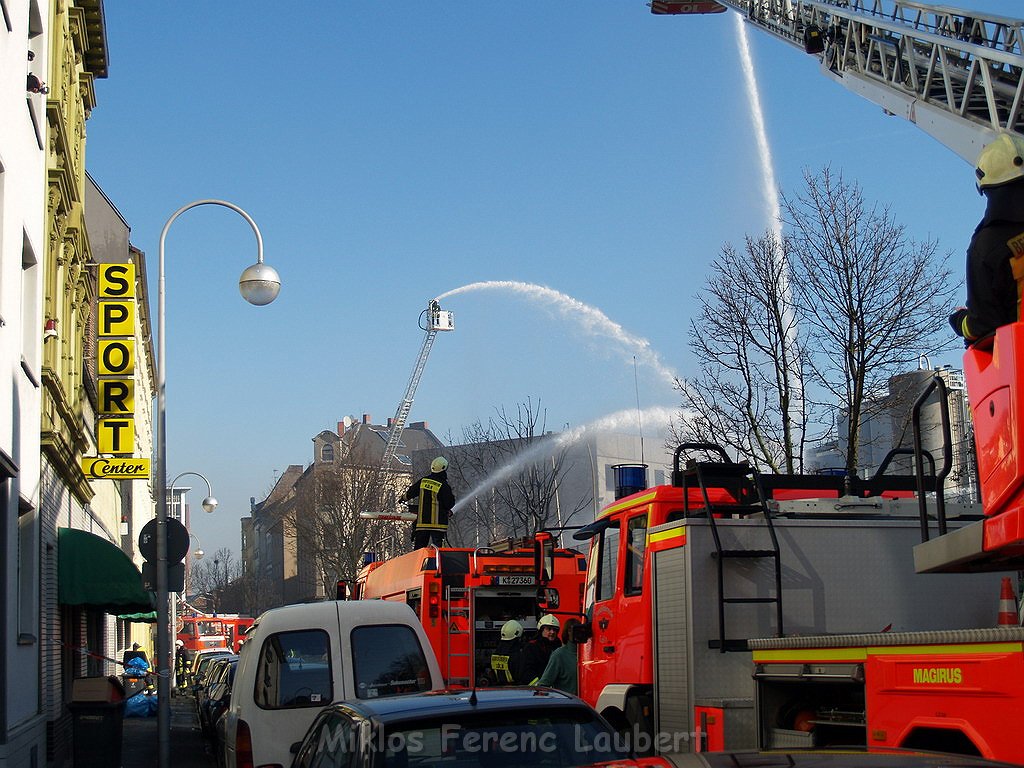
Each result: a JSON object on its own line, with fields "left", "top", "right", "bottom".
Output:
{"left": 167, "top": 471, "right": 217, "bottom": 695}
{"left": 155, "top": 200, "right": 280, "bottom": 768}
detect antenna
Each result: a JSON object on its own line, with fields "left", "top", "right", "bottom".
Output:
{"left": 633, "top": 356, "right": 645, "bottom": 466}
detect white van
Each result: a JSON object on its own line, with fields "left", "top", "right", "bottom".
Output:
{"left": 222, "top": 600, "right": 443, "bottom": 768}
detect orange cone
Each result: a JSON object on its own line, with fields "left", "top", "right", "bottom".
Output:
{"left": 998, "top": 577, "right": 1018, "bottom": 626}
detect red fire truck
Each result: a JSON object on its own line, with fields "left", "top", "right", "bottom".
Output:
{"left": 574, "top": 382, "right": 1015, "bottom": 762}
{"left": 177, "top": 613, "right": 254, "bottom": 653}
{"left": 351, "top": 535, "right": 586, "bottom": 687}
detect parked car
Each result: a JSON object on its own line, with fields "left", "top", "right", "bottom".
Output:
{"left": 191, "top": 648, "right": 233, "bottom": 694}
{"left": 198, "top": 655, "right": 238, "bottom": 736}
{"left": 222, "top": 600, "right": 444, "bottom": 768}
{"left": 289, "top": 687, "right": 668, "bottom": 768}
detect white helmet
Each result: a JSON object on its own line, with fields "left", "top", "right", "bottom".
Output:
{"left": 431, "top": 457, "right": 449, "bottom": 473}
{"left": 538, "top": 614, "right": 560, "bottom": 631}
{"left": 500, "top": 619, "right": 523, "bottom": 641}
{"left": 975, "top": 133, "right": 1024, "bottom": 191}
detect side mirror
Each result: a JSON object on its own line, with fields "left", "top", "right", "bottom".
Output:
{"left": 572, "top": 622, "right": 593, "bottom": 644}
{"left": 534, "top": 531, "right": 555, "bottom": 587}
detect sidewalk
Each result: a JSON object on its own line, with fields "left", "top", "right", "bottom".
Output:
{"left": 121, "top": 693, "right": 217, "bottom": 768}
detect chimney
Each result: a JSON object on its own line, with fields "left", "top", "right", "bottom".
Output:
{"left": 409, "top": 421, "right": 428, "bottom": 429}
{"left": 387, "top": 417, "right": 394, "bottom": 428}
{"left": 362, "top": 413, "right": 372, "bottom": 425}
{"left": 337, "top": 421, "right": 346, "bottom": 435}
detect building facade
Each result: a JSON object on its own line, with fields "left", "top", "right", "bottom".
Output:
{"left": 1, "top": 1, "right": 52, "bottom": 764}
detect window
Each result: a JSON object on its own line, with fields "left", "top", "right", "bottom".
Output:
{"left": 596, "top": 526, "right": 620, "bottom": 603}
{"left": 294, "top": 710, "right": 356, "bottom": 768}
{"left": 320, "top": 444, "right": 334, "bottom": 462}
{"left": 624, "top": 514, "right": 647, "bottom": 595}
{"left": 255, "top": 629, "right": 333, "bottom": 709}
{"left": 350, "top": 624, "right": 432, "bottom": 699}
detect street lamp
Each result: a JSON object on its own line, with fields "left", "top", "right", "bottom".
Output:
{"left": 168, "top": 471, "right": 217, "bottom": 695}
{"left": 154, "top": 200, "right": 279, "bottom": 768}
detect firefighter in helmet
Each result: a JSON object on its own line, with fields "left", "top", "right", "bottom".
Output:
{"left": 406, "top": 456, "right": 456, "bottom": 548}
{"left": 950, "top": 133, "right": 1024, "bottom": 345}
{"left": 490, "top": 619, "right": 527, "bottom": 685}
{"left": 522, "top": 614, "right": 562, "bottom": 685}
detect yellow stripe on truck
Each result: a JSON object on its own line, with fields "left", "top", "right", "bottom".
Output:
{"left": 648, "top": 527, "right": 685, "bottom": 545}
{"left": 753, "top": 642, "right": 1023, "bottom": 663}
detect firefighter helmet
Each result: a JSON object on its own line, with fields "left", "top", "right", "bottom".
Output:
{"left": 431, "top": 457, "right": 449, "bottom": 473}
{"left": 975, "top": 133, "right": 1024, "bottom": 191}
{"left": 500, "top": 620, "right": 524, "bottom": 641}
{"left": 538, "top": 614, "right": 560, "bottom": 631}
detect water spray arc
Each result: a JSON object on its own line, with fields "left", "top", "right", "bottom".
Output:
{"left": 436, "top": 280, "right": 679, "bottom": 387}
{"left": 451, "top": 405, "right": 678, "bottom": 516}
{"left": 734, "top": 12, "right": 803, "bottom": 434}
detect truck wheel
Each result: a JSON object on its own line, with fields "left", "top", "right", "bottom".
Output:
{"left": 901, "top": 728, "right": 981, "bottom": 757}
{"left": 624, "top": 693, "right": 655, "bottom": 757}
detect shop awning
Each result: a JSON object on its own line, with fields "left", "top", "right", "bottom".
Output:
{"left": 58, "top": 528, "right": 156, "bottom": 615}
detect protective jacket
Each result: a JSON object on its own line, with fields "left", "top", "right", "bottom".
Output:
{"left": 406, "top": 470, "right": 455, "bottom": 534}
{"left": 521, "top": 635, "right": 561, "bottom": 685}
{"left": 952, "top": 182, "right": 1024, "bottom": 344}
{"left": 490, "top": 638, "right": 526, "bottom": 684}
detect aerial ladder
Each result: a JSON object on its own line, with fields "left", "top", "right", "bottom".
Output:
{"left": 380, "top": 299, "right": 455, "bottom": 473}
{"left": 652, "top": 0, "right": 1024, "bottom": 162}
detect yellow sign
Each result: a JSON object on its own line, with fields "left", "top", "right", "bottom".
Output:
{"left": 97, "top": 417, "right": 135, "bottom": 455}
{"left": 98, "top": 301, "right": 135, "bottom": 336}
{"left": 98, "top": 339, "right": 135, "bottom": 376}
{"left": 98, "top": 379, "right": 134, "bottom": 415}
{"left": 81, "top": 457, "right": 150, "bottom": 480}
{"left": 99, "top": 263, "right": 136, "bottom": 299}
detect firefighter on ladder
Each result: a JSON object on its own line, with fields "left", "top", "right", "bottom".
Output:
{"left": 950, "top": 133, "right": 1024, "bottom": 345}
{"left": 406, "top": 457, "right": 456, "bottom": 548}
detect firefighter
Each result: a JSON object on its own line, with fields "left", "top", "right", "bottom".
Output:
{"left": 950, "top": 133, "right": 1024, "bottom": 345}
{"left": 537, "top": 618, "right": 582, "bottom": 695}
{"left": 490, "top": 619, "right": 527, "bottom": 685}
{"left": 406, "top": 457, "right": 456, "bottom": 548}
{"left": 522, "top": 614, "right": 562, "bottom": 685}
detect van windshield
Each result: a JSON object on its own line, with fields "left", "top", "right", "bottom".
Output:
{"left": 350, "top": 624, "right": 432, "bottom": 698}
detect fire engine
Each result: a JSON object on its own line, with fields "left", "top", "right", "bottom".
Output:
{"left": 351, "top": 535, "right": 586, "bottom": 687}
{"left": 574, "top": 369, "right": 1021, "bottom": 760}
{"left": 177, "top": 613, "right": 254, "bottom": 654}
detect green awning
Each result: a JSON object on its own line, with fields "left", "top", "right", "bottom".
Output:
{"left": 58, "top": 528, "right": 156, "bottom": 615}
{"left": 118, "top": 611, "right": 157, "bottom": 623}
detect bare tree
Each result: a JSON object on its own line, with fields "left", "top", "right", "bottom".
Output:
{"left": 671, "top": 231, "right": 809, "bottom": 473}
{"left": 784, "top": 168, "right": 957, "bottom": 474}
{"left": 291, "top": 440, "right": 408, "bottom": 599}
{"left": 447, "top": 399, "right": 591, "bottom": 542}
{"left": 189, "top": 547, "right": 241, "bottom": 612}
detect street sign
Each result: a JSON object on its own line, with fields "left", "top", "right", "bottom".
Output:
{"left": 139, "top": 518, "right": 190, "bottom": 563}
{"left": 80, "top": 457, "right": 150, "bottom": 480}
{"left": 142, "top": 562, "right": 184, "bottom": 592}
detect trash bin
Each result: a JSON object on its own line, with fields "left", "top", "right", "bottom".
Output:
{"left": 68, "top": 676, "right": 125, "bottom": 768}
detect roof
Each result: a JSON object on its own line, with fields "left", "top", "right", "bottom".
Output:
{"left": 251, "top": 599, "right": 418, "bottom": 632}
{"left": 337, "top": 687, "right": 583, "bottom": 723}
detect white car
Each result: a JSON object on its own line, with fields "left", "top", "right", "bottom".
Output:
{"left": 222, "top": 600, "right": 443, "bottom": 768}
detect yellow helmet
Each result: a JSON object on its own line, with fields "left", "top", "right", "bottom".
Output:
{"left": 538, "top": 614, "right": 560, "bottom": 630}
{"left": 975, "top": 133, "right": 1024, "bottom": 191}
{"left": 430, "top": 457, "right": 448, "bottom": 473}
{"left": 500, "top": 620, "right": 523, "bottom": 641}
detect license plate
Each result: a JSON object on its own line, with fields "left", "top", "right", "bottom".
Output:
{"left": 495, "top": 575, "right": 535, "bottom": 586}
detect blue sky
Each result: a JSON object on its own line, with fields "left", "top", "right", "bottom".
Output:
{"left": 85, "top": 1, "right": 1021, "bottom": 557}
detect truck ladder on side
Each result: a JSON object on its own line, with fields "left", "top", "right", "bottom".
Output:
{"left": 676, "top": 443, "right": 785, "bottom": 653}
{"left": 444, "top": 585, "right": 474, "bottom": 687}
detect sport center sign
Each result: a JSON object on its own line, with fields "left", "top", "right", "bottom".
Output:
{"left": 80, "top": 263, "right": 150, "bottom": 481}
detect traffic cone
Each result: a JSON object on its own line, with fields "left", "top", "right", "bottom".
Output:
{"left": 998, "top": 577, "right": 1018, "bottom": 626}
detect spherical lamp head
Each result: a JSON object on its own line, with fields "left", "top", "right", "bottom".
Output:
{"left": 239, "top": 262, "right": 281, "bottom": 306}
{"left": 194, "top": 548, "right": 205, "bottom": 560}
{"left": 202, "top": 496, "right": 218, "bottom": 513}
